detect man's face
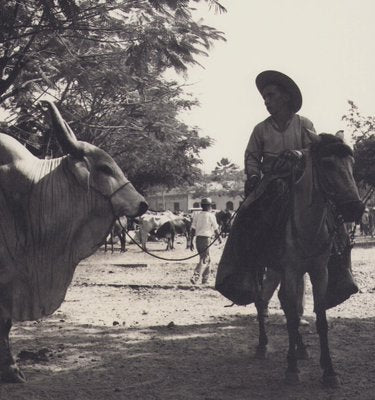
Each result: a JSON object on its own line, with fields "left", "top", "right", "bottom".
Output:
{"left": 261, "top": 84, "right": 291, "bottom": 115}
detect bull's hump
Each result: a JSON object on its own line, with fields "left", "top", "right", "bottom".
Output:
{"left": 0, "top": 134, "right": 35, "bottom": 164}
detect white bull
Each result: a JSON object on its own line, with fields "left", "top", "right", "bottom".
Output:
{"left": 0, "top": 100, "right": 148, "bottom": 383}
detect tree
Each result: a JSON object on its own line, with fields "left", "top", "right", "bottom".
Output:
{"left": 191, "top": 157, "right": 246, "bottom": 199}
{"left": 0, "top": 0, "right": 226, "bottom": 192}
{"left": 211, "top": 157, "right": 239, "bottom": 182}
{"left": 342, "top": 100, "right": 375, "bottom": 202}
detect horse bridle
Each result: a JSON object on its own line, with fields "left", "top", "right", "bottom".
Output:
{"left": 313, "top": 157, "right": 341, "bottom": 201}
{"left": 312, "top": 154, "right": 357, "bottom": 249}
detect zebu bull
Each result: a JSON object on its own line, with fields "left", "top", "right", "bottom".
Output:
{"left": 0, "top": 100, "right": 148, "bottom": 383}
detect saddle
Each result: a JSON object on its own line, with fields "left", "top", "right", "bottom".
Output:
{"left": 215, "top": 159, "right": 300, "bottom": 305}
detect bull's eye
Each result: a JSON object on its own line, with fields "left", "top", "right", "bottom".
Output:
{"left": 97, "top": 164, "right": 113, "bottom": 175}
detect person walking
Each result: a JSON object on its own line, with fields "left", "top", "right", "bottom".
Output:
{"left": 190, "top": 198, "right": 222, "bottom": 285}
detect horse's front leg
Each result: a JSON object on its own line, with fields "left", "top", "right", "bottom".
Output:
{"left": 254, "top": 297, "right": 268, "bottom": 359}
{"left": 310, "top": 268, "right": 340, "bottom": 388}
{"left": 295, "top": 274, "right": 309, "bottom": 360}
{"left": 254, "top": 268, "right": 281, "bottom": 359}
{"left": 316, "top": 310, "right": 340, "bottom": 387}
{"left": 279, "top": 272, "right": 306, "bottom": 385}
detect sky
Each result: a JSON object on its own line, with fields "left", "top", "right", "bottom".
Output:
{"left": 175, "top": 0, "right": 375, "bottom": 173}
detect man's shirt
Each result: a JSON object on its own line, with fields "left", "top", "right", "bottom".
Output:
{"left": 245, "top": 114, "right": 316, "bottom": 177}
{"left": 191, "top": 211, "right": 219, "bottom": 237}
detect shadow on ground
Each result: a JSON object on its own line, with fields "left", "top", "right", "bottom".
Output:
{"left": 1, "top": 314, "right": 374, "bottom": 400}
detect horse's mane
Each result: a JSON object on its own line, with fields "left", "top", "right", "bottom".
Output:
{"left": 311, "top": 133, "right": 353, "bottom": 158}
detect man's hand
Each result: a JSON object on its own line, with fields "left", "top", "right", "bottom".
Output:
{"left": 244, "top": 174, "right": 260, "bottom": 196}
{"left": 281, "top": 150, "right": 303, "bottom": 160}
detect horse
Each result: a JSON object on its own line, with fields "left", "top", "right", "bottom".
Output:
{"left": 252, "top": 134, "right": 364, "bottom": 387}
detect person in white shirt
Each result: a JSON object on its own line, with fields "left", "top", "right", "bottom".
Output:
{"left": 190, "top": 198, "right": 222, "bottom": 284}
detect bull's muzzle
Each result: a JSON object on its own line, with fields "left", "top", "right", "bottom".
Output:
{"left": 137, "top": 201, "right": 149, "bottom": 217}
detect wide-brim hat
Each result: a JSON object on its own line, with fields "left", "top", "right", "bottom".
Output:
{"left": 201, "top": 197, "right": 212, "bottom": 205}
{"left": 255, "top": 70, "right": 302, "bottom": 113}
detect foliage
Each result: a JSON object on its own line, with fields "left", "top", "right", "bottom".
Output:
{"left": 342, "top": 101, "right": 375, "bottom": 192}
{"left": 191, "top": 158, "right": 246, "bottom": 199}
{"left": 211, "top": 157, "right": 239, "bottom": 181}
{"left": 0, "top": 0, "right": 226, "bottom": 192}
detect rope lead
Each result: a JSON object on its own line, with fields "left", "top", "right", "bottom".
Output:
{"left": 120, "top": 206, "right": 242, "bottom": 262}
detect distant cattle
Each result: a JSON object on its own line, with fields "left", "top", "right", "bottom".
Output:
{"left": 215, "top": 210, "right": 234, "bottom": 237}
{"left": 155, "top": 217, "right": 192, "bottom": 250}
{"left": 105, "top": 216, "right": 128, "bottom": 253}
{"left": 138, "top": 211, "right": 177, "bottom": 249}
{"left": 360, "top": 210, "right": 370, "bottom": 236}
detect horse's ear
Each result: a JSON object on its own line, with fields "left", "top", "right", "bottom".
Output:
{"left": 305, "top": 128, "right": 320, "bottom": 144}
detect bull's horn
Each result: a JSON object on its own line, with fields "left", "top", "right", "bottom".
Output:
{"left": 40, "top": 100, "right": 84, "bottom": 158}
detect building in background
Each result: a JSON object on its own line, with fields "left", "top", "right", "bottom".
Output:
{"left": 146, "top": 183, "right": 244, "bottom": 213}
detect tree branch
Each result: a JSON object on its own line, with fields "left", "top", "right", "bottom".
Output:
{"left": 0, "top": 78, "right": 43, "bottom": 104}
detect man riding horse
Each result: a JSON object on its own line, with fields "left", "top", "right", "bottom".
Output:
{"left": 245, "top": 70, "right": 317, "bottom": 323}
{"left": 215, "top": 71, "right": 363, "bottom": 386}
{"left": 216, "top": 70, "right": 358, "bottom": 314}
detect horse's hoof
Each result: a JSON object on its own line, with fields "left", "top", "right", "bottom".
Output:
{"left": 1, "top": 364, "right": 27, "bottom": 383}
{"left": 285, "top": 370, "right": 300, "bottom": 385}
{"left": 296, "top": 346, "right": 309, "bottom": 360}
{"left": 322, "top": 373, "right": 341, "bottom": 388}
{"left": 254, "top": 346, "right": 267, "bottom": 360}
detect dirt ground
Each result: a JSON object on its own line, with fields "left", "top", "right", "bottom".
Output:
{"left": 1, "top": 234, "right": 375, "bottom": 400}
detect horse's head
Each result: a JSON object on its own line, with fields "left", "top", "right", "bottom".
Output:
{"left": 312, "top": 134, "right": 364, "bottom": 222}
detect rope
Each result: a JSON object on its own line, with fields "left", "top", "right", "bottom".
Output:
{"left": 119, "top": 207, "right": 241, "bottom": 262}
{"left": 120, "top": 151, "right": 307, "bottom": 262}
{"left": 118, "top": 149, "right": 365, "bottom": 262}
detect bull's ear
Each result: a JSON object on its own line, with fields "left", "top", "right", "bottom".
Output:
{"left": 66, "top": 156, "right": 91, "bottom": 192}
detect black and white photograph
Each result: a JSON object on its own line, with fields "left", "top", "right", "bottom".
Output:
{"left": 0, "top": 1, "right": 374, "bottom": 399}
